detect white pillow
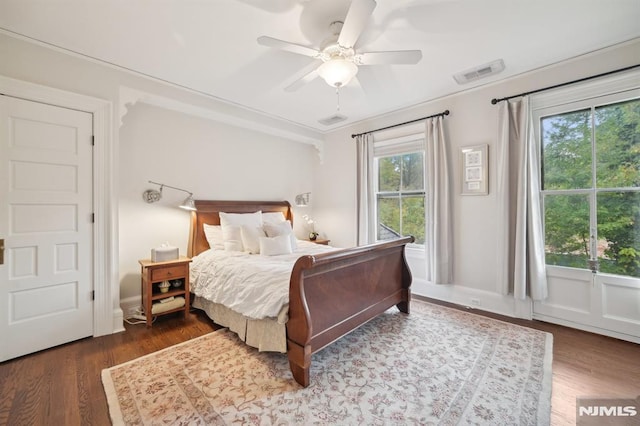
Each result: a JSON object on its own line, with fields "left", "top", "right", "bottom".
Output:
{"left": 262, "top": 211, "right": 286, "bottom": 224}
{"left": 263, "top": 220, "right": 297, "bottom": 250}
{"left": 219, "top": 211, "right": 263, "bottom": 251}
{"left": 259, "top": 235, "right": 292, "bottom": 256}
{"left": 221, "top": 224, "right": 243, "bottom": 252}
{"left": 203, "top": 224, "right": 224, "bottom": 250}
{"left": 224, "top": 240, "right": 243, "bottom": 252}
{"left": 241, "top": 225, "right": 266, "bottom": 254}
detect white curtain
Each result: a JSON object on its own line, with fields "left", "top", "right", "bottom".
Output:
{"left": 356, "top": 133, "right": 375, "bottom": 245}
{"left": 425, "top": 116, "right": 453, "bottom": 284}
{"left": 496, "top": 97, "right": 548, "bottom": 301}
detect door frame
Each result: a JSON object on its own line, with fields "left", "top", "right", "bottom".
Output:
{"left": 0, "top": 75, "right": 122, "bottom": 336}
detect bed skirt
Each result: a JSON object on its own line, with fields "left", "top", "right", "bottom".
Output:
{"left": 192, "top": 296, "right": 288, "bottom": 353}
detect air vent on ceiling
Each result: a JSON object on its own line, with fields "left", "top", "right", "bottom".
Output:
{"left": 318, "top": 114, "right": 348, "bottom": 126}
{"left": 453, "top": 59, "right": 505, "bottom": 85}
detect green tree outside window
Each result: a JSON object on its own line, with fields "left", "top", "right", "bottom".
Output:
{"left": 541, "top": 99, "right": 640, "bottom": 277}
{"left": 376, "top": 152, "right": 425, "bottom": 244}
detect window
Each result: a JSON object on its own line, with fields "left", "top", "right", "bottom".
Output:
{"left": 537, "top": 94, "right": 640, "bottom": 278}
{"left": 373, "top": 134, "right": 425, "bottom": 245}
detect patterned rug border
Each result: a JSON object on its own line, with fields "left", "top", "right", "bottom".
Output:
{"left": 102, "top": 299, "right": 553, "bottom": 425}
{"left": 101, "top": 330, "right": 227, "bottom": 425}
{"left": 408, "top": 301, "right": 554, "bottom": 425}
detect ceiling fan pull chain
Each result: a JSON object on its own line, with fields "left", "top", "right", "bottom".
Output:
{"left": 336, "top": 87, "right": 341, "bottom": 112}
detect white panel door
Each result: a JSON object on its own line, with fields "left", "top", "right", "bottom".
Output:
{"left": 0, "top": 95, "right": 93, "bottom": 361}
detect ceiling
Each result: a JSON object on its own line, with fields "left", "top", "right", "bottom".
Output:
{"left": 1, "top": 0, "right": 639, "bottom": 134}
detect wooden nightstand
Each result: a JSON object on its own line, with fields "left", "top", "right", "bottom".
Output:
{"left": 309, "top": 238, "right": 330, "bottom": 245}
{"left": 138, "top": 256, "right": 192, "bottom": 327}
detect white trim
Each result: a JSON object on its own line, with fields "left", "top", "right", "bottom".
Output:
{"left": 530, "top": 70, "right": 640, "bottom": 342}
{"left": 532, "top": 312, "right": 640, "bottom": 344}
{"left": 118, "top": 86, "right": 324, "bottom": 161}
{"left": 530, "top": 68, "right": 640, "bottom": 111}
{"left": 373, "top": 122, "right": 424, "bottom": 142}
{"left": 0, "top": 74, "right": 122, "bottom": 335}
{"left": 412, "top": 277, "right": 533, "bottom": 320}
{"left": 0, "top": 30, "right": 325, "bottom": 142}
{"left": 120, "top": 295, "right": 142, "bottom": 319}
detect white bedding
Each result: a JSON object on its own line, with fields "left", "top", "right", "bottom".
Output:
{"left": 190, "top": 240, "right": 335, "bottom": 320}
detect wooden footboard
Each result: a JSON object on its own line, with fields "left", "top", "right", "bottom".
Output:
{"left": 286, "top": 236, "right": 414, "bottom": 387}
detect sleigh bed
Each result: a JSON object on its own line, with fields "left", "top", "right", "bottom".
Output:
{"left": 187, "top": 200, "right": 413, "bottom": 387}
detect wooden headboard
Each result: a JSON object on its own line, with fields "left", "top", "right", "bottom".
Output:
{"left": 187, "top": 200, "right": 293, "bottom": 257}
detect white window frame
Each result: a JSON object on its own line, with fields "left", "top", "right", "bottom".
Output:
{"left": 372, "top": 132, "right": 426, "bottom": 248}
{"left": 531, "top": 70, "right": 640, "bottom": 274}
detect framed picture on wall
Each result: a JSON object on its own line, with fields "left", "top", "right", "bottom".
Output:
{"left": 460, "top": 144, "right": 488, "bottom": 195}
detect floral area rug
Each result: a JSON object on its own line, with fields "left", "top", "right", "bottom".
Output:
{"left": 102, "top": 300, "right": 552, "bottom": 425}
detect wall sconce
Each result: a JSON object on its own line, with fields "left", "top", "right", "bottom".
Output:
{"left": 295, "top": 192, "right": 310, "bottom": 207}
{"left": 142, "top": 181, "right": 197, "bottom": 211}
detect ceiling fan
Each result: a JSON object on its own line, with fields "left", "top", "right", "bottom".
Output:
{"left": 257, "top": 0, "right": 422, "bottom": 92}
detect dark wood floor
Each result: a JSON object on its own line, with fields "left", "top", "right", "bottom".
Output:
{"left": 0, "top": 302, "right": 638, "bottom": 426}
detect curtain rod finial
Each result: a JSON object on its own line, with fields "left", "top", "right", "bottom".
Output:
{"left": 491, "top": 98, "right": 498, "bottom": 105}
{"left": 443, "top": 110, "right": 450, "bottom": 115}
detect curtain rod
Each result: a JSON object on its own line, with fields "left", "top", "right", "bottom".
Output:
{"left": 351, "top": 109, "right": 450, "bottom": 139}
{"left": 490, "top": 63, "right": 640, "bottom": 105}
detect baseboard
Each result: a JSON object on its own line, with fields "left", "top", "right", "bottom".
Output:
{"left": 533, "top": 313, "right": 640, "bottom": 344}
{"left": 411, "top": 278, "right": 532, "bottom": 320}
{"left": 120, "top": 295, "right": 142, "bottom": 319}
{"left": 112, "top": 307, "right": 125, "bottom": 333}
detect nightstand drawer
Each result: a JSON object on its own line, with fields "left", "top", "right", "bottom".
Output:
{"left": 151, "top": 265, "right": 187, "bottom": 281}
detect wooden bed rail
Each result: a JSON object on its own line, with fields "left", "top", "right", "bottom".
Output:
{"left": 286, "top": 236, "right": 414, "bottom": 387}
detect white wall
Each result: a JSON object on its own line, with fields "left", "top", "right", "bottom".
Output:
{"left": 118, "top": 103, "right": 317, "bottom": 299}
{"left": 317, "top": 39, "right": 640, "bottom": 317}
{"left": 2, "top": 31, "right": 638, "bottom": 320}
{"left": 0, "top": 33, "right": 321, "bottom": 313}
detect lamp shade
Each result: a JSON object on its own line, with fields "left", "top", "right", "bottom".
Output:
{"left": 179, "top": 195, "right": 197, "bottom": 211}
{"left": 317, "top": 58, "right": 358, "bottom": 88}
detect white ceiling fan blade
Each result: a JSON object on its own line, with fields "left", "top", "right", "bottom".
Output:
{"left": 257, "top": 36, "right": 320, "bottom": 58}
{"left": 284, "top": 68, "right": 320, "bottom": 92}
{"left": 338, "top": 0, "right": 377, "bottom": 49}
{"left": 357, "top": 50, "right": 423, "bottom": 65}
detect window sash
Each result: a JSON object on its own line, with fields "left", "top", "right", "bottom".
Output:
{"left": 534, "top": 85, "right": 640, "bottom": 277}
{"left": 373, "top": 144, "right": 425, "bottom": 246}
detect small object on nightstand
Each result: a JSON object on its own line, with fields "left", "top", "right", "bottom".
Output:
{"left": 151, "top": 242, "right": 179, "bottom": 262}
{"left": 158, "top": 281, "right": 171, "bottom": 293}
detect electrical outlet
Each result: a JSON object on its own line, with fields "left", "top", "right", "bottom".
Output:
{"left": 470, "top": 298, "right": 481, "bottom": 307}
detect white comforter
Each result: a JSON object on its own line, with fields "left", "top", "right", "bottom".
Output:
{"left": 190, "top": 241, "right": 335, "bottom": 320}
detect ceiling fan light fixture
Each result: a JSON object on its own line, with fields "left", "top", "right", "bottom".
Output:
{"left": 317, "top": 58, "right": 358, "bottom": 88}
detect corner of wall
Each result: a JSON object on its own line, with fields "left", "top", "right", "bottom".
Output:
{"left": 119, "top": 295, "right": 142, "bottom": 323}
